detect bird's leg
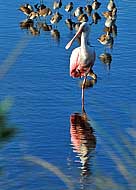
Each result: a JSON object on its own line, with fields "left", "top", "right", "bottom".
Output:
{"left": 82, "top": 75, "right": 87, "bottom": 88}
{"left": 82, "top": 76, "right": 87, "bottom": 113}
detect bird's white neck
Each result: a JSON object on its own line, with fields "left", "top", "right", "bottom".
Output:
{"left": 80, "top": 31, "right": 89, "bottom": 50}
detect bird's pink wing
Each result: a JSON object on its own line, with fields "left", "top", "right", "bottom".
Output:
{"left": 69, "top": 47, "right": 80, "bottom": 77}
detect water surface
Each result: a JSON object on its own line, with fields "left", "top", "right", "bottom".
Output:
{"left": 0, "top": 0, "right": 136, "bottom": 189}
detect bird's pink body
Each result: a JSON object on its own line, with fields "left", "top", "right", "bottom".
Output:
{"left": 69, "top": 45, "right": 96, "bottom": 78}
{"left": 65, "top": 22, "right": 96, "bottom": 78}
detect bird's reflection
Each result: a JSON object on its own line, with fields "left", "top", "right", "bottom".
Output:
{"left": 99, "top": 52, "right": 112, "bottom": 71}
{"left": 50, "top": 29, "right": 60, "bottom": 41}
{"left": 70, "top": 112, "right": 96, "bottom": 176}
{"left": 19, "top": 19, "right": 40, "bottom": 36}
{"left": 65, "top": 18, "right": 74, "bottom": 30}
{"left": 29, "top": 25, "right": 40, "bottom": 36}
{"left": 38, "top": 22, "right": 52, "bottom": 32}
{"left": 19, "top": 18, "right": 61, "bottom": 41}
{"left": 19, "top": 19, "right": 34, "bottom": 30}
{"left": 91, "top": 12, "right": 101, "bottom": 24}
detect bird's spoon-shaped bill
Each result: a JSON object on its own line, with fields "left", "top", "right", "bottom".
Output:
{"left": 65, "top": 40, "right": 74, "bottom": 49}
{"left": 65, "top": 22, "right": 85, "bottom": 50}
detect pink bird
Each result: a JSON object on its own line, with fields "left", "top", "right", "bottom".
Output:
{"left": 65, "top": 22, "right": 97, "bottom": 88}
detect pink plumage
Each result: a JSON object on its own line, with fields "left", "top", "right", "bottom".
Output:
{"left": 65, "top": 22, "right": 96, "bottom": 80}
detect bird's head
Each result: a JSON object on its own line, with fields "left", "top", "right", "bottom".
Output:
{"left": 65, "top": 22, "right": 91, "bottom": 49}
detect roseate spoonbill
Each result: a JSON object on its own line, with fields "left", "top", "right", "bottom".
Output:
{"left": 65, "top": 22, "right": 97, "bottom": 85}
{"left": 65, "top": 22, "right": 97, "bottom": 111}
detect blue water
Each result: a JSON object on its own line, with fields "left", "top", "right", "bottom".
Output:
{"left": 0, "top": 0, "right": 136, "bottom": 189}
